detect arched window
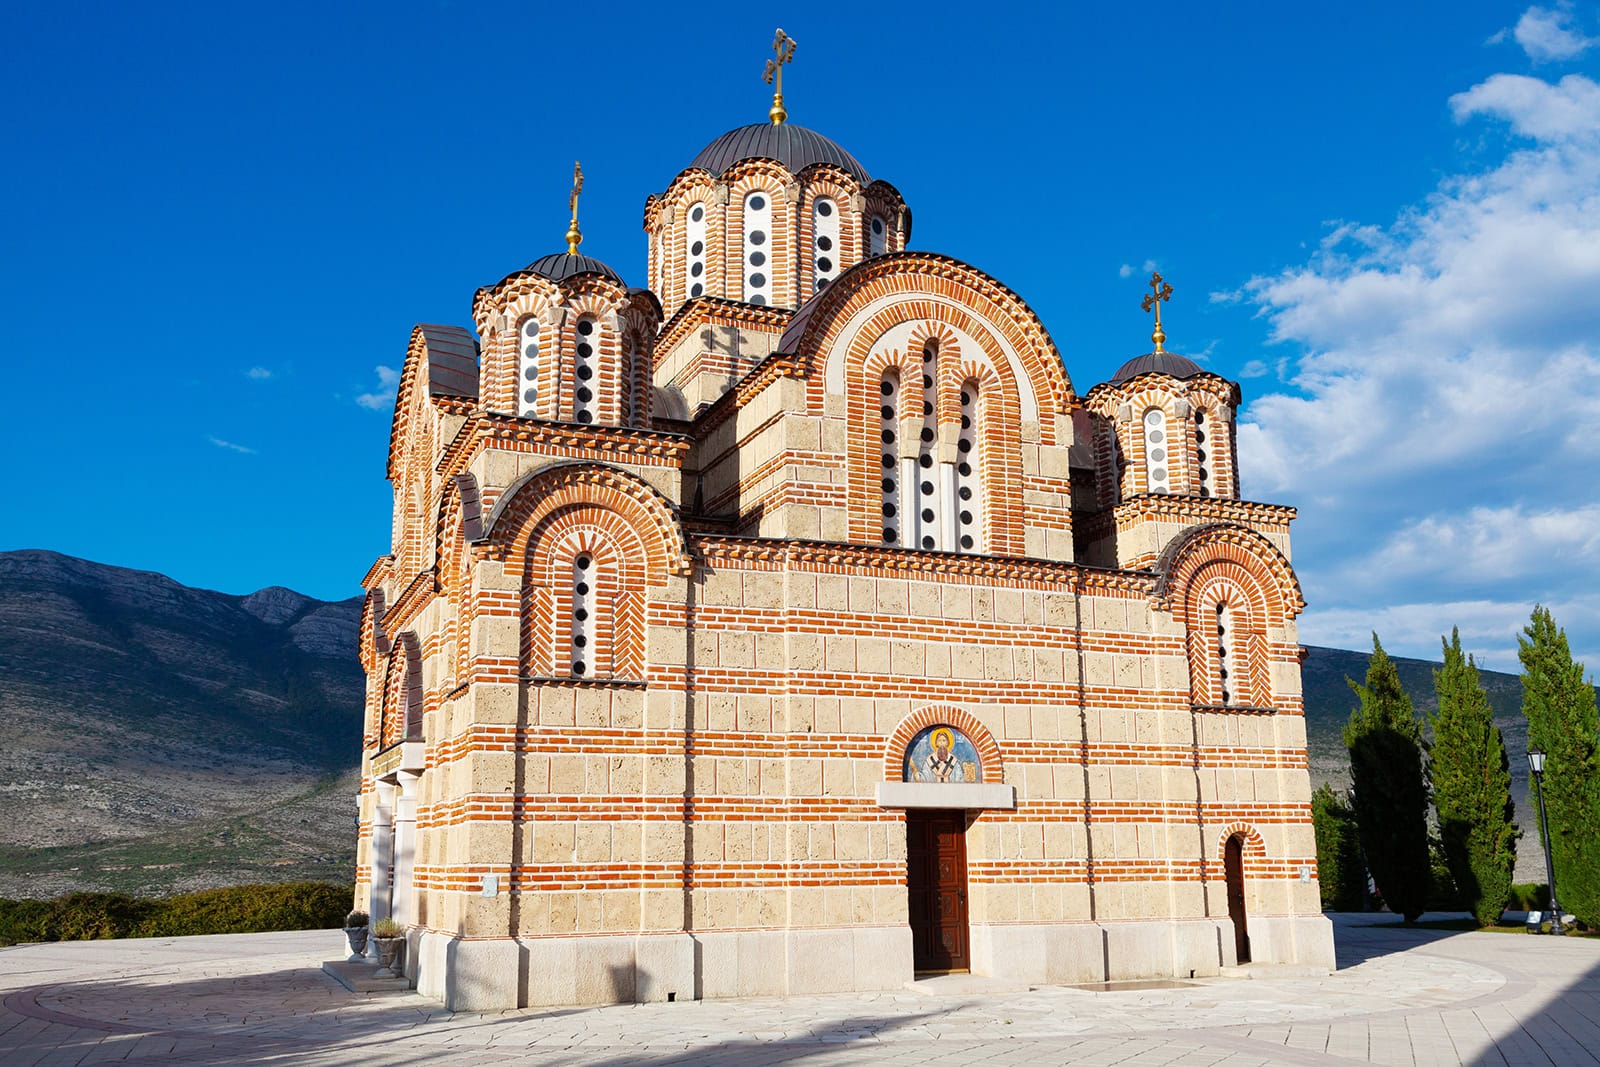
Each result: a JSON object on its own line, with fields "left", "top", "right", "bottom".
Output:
{"left": 1215, "top": 600, "right": 1234, "bottom": 706}
{"left": 1143, "top": 407, "right": 1171, "bottom": 493}
{"left": 685, "top": 202, "right": 708, "bottom": 300}
{"left": 517, "top": 317, "right": 541, "bottom": 419}
{"left": 574, "top": 316, "right": 598, "bottom": 424}
{"left": 742, "top": 191, "right": 772, "bottom": 305}
{"left": 570, "top": 553, "right": 595, "bottom": 676}
{"left": 1195, "top": 408, "right": 1216, "bottom": 498}
{"left": 915, "top": 342, "right": 939, "bottom": 550}
{"left": 813, "top": 196, "right": 839, "bottom": 290}
{"left": 869, "top": 214, "right": 887, "bottom": 257}
{"left": 880, "top": 371, "right": 901, "bottom": 545}
{"left": 955, "top": 381, "right": 982, "bottom": 552}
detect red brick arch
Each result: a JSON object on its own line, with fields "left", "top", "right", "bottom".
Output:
{"left": 834, "top": 302, "right": 1028, "bottom": 555}
{"left": 1218, "top": 823, "right": 1269, "bottom": 877}
{"left": 483, "top": 462, "right": 691, "bottom": 580}
{"left": 1157, "top": 523, "right": 1304, "bottom": 619}
{"left": 883, "top": 705, "right": 1005, "bottom": 784}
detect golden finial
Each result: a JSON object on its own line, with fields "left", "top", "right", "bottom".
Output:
{"left": 1141, "top": 271, "right": 1174, "bottom": 354}
{"left": 762, "top": 29, "right": 796, "bottom": 126}
{"left": 565, "top": 161, "right": 584, "bottom": 255}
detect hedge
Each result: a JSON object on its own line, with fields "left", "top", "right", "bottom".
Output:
{"left": 0, "top": 882, "right": 351, "bottom": 946}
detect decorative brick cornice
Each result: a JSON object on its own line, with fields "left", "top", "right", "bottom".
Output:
{"left": 691, "top": 534, "right": 1158, "bottom": 594}
{"left": 654, "top": 296, "right": 795, "bottom": 360}
{"left": 434, "top": 413, "right": 691, "bottom": 479}
{"left": 382, "top": 567, "right": 437, "bottom": 635}
{"left": 1085, "top": 495, "right": 1297, "bottom": 543}
{"left": 1084, "top": 371, "right": 1241, "bottom": 411}
{"left": 471, "top": 267, "right": 631, "bottom": 329}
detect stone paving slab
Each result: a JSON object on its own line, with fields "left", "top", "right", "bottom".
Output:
{"left": 0, "top": 915, "right": 1597, "bottom": 1065}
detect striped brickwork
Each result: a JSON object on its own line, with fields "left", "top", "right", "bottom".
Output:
{"left": 354, "top": 143, "right": 1332, "bottom": 1010}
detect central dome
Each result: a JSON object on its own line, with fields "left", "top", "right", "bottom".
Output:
{"left": 689, "top": 123, "right": 871, "bottom": 183}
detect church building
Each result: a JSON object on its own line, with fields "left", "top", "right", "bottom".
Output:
{"left": 357, "top": 33, "right": 1335, "bottom": 1010}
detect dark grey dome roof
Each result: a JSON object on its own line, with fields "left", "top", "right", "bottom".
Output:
{"left": 1109, "top": 351, "right": 1206, "bottom": 385}
{"left": 689, "top": 123, "right": 870, "bottom": 183}
{"left": 526, "top": 252, "right": 624, "bottom": 285}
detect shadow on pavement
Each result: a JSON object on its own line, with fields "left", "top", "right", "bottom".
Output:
{"left": 0, "top": 962, "right": 951, "bottom": 1067}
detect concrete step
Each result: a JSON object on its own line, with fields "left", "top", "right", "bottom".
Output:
{"left": 1218, "top": 963, "right": 1331, "bottom": 980}
{"left": 321, "top": 959, "right": 413, "bottom": 993}
{"left": 904, "top": 972, "right": 1035, "bottom": 995}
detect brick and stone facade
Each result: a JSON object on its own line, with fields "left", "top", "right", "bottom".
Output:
{"left": 356, "top": 115, "right": 1335, "bottom": 1010}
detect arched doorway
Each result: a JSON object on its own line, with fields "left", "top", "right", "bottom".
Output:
{"left": 1224, "top": 833, "right": 1251, "bottom": 963}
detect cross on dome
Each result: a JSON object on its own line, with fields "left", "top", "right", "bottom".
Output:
{"left": 565, "top": 161, "right": 584, "bottom": 255}
{"left": 1141, "top": 271, "right": 1174, "bottom": 354}
{"left": 763, "top": 29, "right": 796, "bottom": 126}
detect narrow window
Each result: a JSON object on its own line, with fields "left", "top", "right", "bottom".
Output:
{"left": 869, "top": 215, "right": 886, "bottom": 256}
{"left": 1195, "top": 408, "right": 1215, "bottom": 497}
{"left": 1216, "top": 601, "right": 1233, "bottom": 705}
{"left": 917, "top": 342, "right": 939, "bottom": 550}
{"left": 880, "top": 371, "right": 900, "bottom": 545}
{"left": 574, "top": 316, "right": 599, "bottom": 424}
{"left": 685, "top": 203, "right": 707, "bottom": 299}
{"left": 571, "top": 554, "right": 594, "bottom": 676}
{"left": 955, "top": 382, "right": 982, "bottom": 552}
{"left": 518, "top": 318, "right": 540, "bottom": 418}
{"left": 1143, "top": 407, "right": 1170, "bottom": 493}
{"left": 743, "top": 192, "right": 772, "bottom": 305}
{"left": 813, "top": 196, "right": 839, "bottom": 291}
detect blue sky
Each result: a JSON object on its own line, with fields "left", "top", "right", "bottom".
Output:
{"left": 3, "top": 1, "right": 1597, "bottom": 672}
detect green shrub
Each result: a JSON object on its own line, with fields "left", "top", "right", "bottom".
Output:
{"left": 1507, "top": 883, "right": 1552, "bottom": 911}
{"left": 0, "top": 882, "right": 351, "bottom": 946}
{"left": 1427, "top": 837, "right": 1468, "bottom": 912}
{"left": 1311, "top": 784, "right": 1366, "bottom": 910}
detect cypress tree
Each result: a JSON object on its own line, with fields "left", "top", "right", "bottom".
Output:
{"left": 1518, "top": 606, "right": 1600, "bottom": 928}
{"left": 1343, "top": 634, "right": 1431, "bottom": 922}
{"left": 1311, "top": 783, "right": 1365, "bottom": 911}
{"left": 1430, "top": 629, "right": 1517, "bottom": 925}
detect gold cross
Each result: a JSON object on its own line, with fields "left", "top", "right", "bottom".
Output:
{"left": 1141, "top": 271, "right": 1173, "bottom": 354}
{"left": 566, "top": 161, "right": 584, "bottom": 255}
{"left": 763, "top": 29, "right": 796, "bottom": 126}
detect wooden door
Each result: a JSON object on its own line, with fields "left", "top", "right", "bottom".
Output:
{"left": 1225, "top": 833, "right": 1251, "bottom": 964}
{"left": 907, "top": 810, "right": 969, "bottom": 972}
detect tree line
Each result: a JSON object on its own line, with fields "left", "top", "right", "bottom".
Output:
{"left": 1311, "top": 605, "right": 1599, "bottom": 927}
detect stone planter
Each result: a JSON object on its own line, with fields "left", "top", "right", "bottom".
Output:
{"left": 344, "top": 926, "right": 369, "bottom": 962}
{"left": 373, "top": 935, "right": 406, "bottom": 978}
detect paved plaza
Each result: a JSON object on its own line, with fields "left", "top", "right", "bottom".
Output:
{"left": 1, "top": 913, "right": 1597, "bottom": 1065}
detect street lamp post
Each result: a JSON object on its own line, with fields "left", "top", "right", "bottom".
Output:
{"left": 1527, "top": 748, "right": 1565, "bottom": 936}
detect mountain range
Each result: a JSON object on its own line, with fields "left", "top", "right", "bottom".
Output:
{"left": 0, "top": 549, "right": 1560, "bottom": 895}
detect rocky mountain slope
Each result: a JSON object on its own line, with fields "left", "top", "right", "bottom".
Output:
{"left": 0, "top": 549, "right": 1571, "bottom": 896}
{"left": 0, "top": 550, "right": 364, "bottom": 897}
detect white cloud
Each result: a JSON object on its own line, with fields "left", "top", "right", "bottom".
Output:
{"left": 1496, "top": 4, "right": 1596, "bottom": 62}
{"left": 1119, "top": 258, "right": 1158, "bottom": 280}
{"left": 356, "top": 365, "right": 401, "bottom": 411}
{"left": 1451, "top": 73, "right": 1600, "bottom": 141}
{"left": 1235, "top": 70, "right": 1600, "bottom": 667}
{"left": 209, "top": 436, "right": 257, "bottom": 455}
{"left": 245, "top": 366, "right": 272, "bottom": 381}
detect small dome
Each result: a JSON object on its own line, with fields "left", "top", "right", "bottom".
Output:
{"left": 1108, "top": 351, "right": 1206, "bottom": 385}
{"left": 526, "top": 252, "right": 624, "bottom": 285}
{"left": 689, "top": 123, "right": 871, "bottom": 183}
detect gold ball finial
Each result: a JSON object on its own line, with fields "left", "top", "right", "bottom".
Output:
{"left": 763, "top": 29, "right": 796, "bottom": 126}
{"left": 1140, "top": 271, "right": 1174, "bottom": 354}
